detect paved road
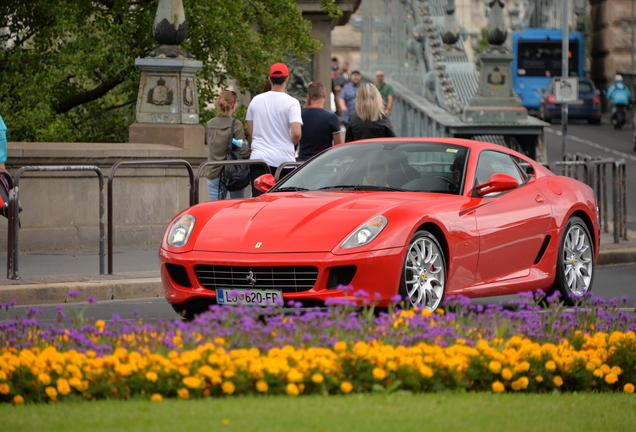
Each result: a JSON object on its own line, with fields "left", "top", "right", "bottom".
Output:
{"left": 2, "top": 262, "right": 634, "bottom": 323}
{"left": 544, "top": 118, "right": 636, "bottom": 231}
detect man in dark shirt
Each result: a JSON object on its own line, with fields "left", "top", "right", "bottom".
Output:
{"left": 298, "top": 82, "right": 342, "bottom": 162}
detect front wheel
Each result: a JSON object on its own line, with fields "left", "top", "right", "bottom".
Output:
{"left": 399, "top": 230, "right": 446, "bottom": 310}
{"left": 549, "top": 216, "right": 594, "bottom": 305}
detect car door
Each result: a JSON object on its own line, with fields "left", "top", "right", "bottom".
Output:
{"left": 472, "top": 150, "right": 552, "bottom": 286}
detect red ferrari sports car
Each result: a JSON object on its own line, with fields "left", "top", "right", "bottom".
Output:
{"left": 160, "top": 138, "right": 599, "bottom": 318}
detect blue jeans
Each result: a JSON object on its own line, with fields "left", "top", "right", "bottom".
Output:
{"left": 207, "top": 177, "right": 246, "bottom": 201}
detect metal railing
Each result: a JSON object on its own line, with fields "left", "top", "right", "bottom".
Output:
{"left": 1, "top": 170, "right": 15, "bottom": 279}
{"left": 551, "top": 156, "right": 627, "bottom": 243}
{"left": 192, "top": 160, "right": 270, "bottom": 205}
{"left": 107, "top": 160, "right": 194, "bottom": 274}
{"left": 7, "top": 166, "right": 105, "bottom": 280}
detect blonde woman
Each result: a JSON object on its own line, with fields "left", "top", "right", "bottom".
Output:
{"left": 205, "top": 90, "right": 251, "bottom": 200}
{"left": 344, "top": 83, "right": 396, "bottom": 142}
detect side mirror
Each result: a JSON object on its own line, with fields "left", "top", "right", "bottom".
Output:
{"left": 254, "top": 174, "right": 276, "bottom": 192}
{"left": 475, "top": 173, "right": 519, "bottom": 196}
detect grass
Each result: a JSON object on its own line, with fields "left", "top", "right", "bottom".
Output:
{"left": 2, "top": 393, "right": 635, "bottom": 432}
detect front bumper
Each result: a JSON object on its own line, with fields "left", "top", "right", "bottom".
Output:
{"left": 160, "top": 247, "right": 405, "bottom": 307}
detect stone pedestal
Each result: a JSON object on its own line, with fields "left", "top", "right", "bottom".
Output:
{"left": 129, "top": 123, "right": 204, "bottom": 148}
{"left": 129, "top": 57, "right": 204, "bottom": 148}
{"left": 462, "top": 47, "right": 528, "bottom": 123}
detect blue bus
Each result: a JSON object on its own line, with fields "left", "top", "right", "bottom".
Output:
{"left": 511, "top": 28, "right": 585, "bottom": 111}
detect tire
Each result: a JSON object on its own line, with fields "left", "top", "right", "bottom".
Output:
{"left": 549, "top": 216, "right": 594, "bottom": 305}
{"left": 171, "top": 302, "right": 211, "bottom": 320}
{"left": 399, "top": 230, "right": 446, "bottom": 310}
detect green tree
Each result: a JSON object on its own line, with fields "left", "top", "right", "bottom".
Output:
{"left": 0, "top": 0, "right": 338, "bottom": 142}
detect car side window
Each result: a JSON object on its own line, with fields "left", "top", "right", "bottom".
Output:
{"left": 474, "top": 151, "right": 526, "bottom": 193}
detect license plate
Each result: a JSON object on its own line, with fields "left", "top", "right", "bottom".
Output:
{"left": 216, "top": 289, "right": 282, "bottom": 306}
{"left": 569, "top": 99, "right": 584, "bottom": 105}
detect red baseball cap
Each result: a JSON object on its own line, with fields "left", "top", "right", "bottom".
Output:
{"left": 269, "top": 63, "right": 289, "bottom": 77}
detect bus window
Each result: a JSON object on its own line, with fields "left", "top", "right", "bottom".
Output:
{"left": 517, "top": 40, "right": 580, "bottom": 78}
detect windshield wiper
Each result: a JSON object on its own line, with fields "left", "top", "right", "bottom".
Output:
{"left": 318, "top": 185, "right": 406, "bottom": 192}
{"left": 272, "top": 186, "right": 310, "bottom": 192}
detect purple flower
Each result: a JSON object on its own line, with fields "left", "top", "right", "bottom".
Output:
{"left": 68, "top": 290, "right": 81, "bottom": 298}
{"left": 87, "top": 297, "right": 97, "bottom": 304}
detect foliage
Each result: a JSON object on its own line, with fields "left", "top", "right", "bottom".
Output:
{"left": 1, "top": 293, "right": 636, "bottom": 403}
{"left": 0, "top": 0, "right": 328, "bottom": 143}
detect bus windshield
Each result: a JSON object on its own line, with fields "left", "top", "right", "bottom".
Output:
{"left": 517, "top": 40, "right": 580, "bottom": 77}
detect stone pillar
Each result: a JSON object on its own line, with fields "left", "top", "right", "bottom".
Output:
{"left": 296, "top": 0, "right": 361, "bottom": 109}
{"left": 462, "top": 0, "right": 528, "bottom": 123}
{"left": 590, "top": 0, "right": 635, "bottom": 91}
{"left": 128, "top": 0, "right": 205, "bottom": 148}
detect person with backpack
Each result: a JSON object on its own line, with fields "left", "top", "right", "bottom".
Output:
{"left": 607, "top": 74, "right": 631, "bottom": 129}
{"left": 204, "top": 90, "right": 251, "bottom": 201}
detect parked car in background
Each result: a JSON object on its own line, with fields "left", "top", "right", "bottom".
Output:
{"left": 538, "top": 77, "right": 602, "bottom": 125}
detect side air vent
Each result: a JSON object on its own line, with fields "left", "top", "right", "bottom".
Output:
{"left": 534, "top": 235, "right": 552, "bottom": 265}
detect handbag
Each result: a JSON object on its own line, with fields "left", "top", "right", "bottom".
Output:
{"left": 221, "top": 119, "right": 250, "bottom": 192}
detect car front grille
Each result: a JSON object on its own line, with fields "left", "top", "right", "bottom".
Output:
{"left": 194, "top": 265, "right": 318, "bottom": 293}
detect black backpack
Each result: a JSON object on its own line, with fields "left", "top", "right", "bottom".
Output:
{"left": 221, "top": 119, "right": 250, "bottom": 192}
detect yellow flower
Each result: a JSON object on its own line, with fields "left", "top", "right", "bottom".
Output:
{"left": 515, "top": 361, "right": 530, "bottom": 373}
{"left": 544, "top": 360, "right": 556, "bottom": 371}
{"left": 13, "top": 395, "right": 24, "bottom": 405}
{"left": 553, "top": 376, "right": 563, "bottom": 387}
{"left": 419, "top": 365, "right": 434, "bottom": 378}
{"left": 501, "top": 368, "right": 513, "bottom": 381}
{"left": 256, "top": 380, "right": 269, "bottom": 393}
{"left": 593, "top": 368, "right": 604, "bottom": 378}
{"left": 286, "top": 383, "right": 300, "bottom": 396}
{"left": 311, "top": 373, "right": 324, "bottom": 384}
{"left": 340, "top": 381, "right": 353, "bottom": 394}
{"left": 334, "top": 341, "right": 347, "bottom": 353}
{"left": 287, "top": 368, "right": 303, "bottom": 383}
{"left": 151, "top": 393, "right": 163, "bottom": 402}
{"left": 610, "top": 366, "right": 622, "bottom": 375}
{"left": 0, "top": 383, "right": 10, "bottom": 395}
{"left": 492, "top": 381, "right": 505, "bottom": 393}
{"left": 57, "top": 378, "right": 71, "bottom": 396}
{"left": 177, "top": 388, "right": 189, "bottom": 399}
{"left": 145, "top": 371, "right": 158, "bottom": 382}
{"left": 536, "top": 375, "right": 544, "bottom": 383}
{"left": 37, "top": 373, "right": 51, "bottom": 385}
{"left": 511, "top": 377, "right": 529, "bottom": 391}
{"left": 183, "top": 376, "right": 202, "bottom": 389}
{"left": 222, "top": 419, "right": 230, "bottom": 426}
{"left": 222, "top": 381, "right": 235, "bottom": 395}
{"left": 45, "top": 386, "right": 58, "bottom": 399}
{"left": 488, "top": 361, "right": 502, "bottom": 374}
{"left": 624, "top": 383, "right": 635, "bottom": 394}
{"left": 372, "top": 367, "right": 387, "bottom": 380}
{"left": 605, "top": 373, "right": 619, "bottom": 385}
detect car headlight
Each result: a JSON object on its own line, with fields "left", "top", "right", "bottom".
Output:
{"left": 340, "top": 215, "right": 388, "bottom": 249}
{"left": 167, "top": 214, "right": 196, "bottom": 247}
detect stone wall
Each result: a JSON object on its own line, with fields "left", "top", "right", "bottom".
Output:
{"left": 591, "top": 0, "right": 636, "bottom": 88}
{"left": 2, "top": 142, "right": 208, "bottom": 251}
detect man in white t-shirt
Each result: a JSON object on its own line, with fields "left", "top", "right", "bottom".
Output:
{"left": 246, "top": 63, "right": 303, "bottom": 196}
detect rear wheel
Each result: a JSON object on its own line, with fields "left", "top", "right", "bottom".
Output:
{"left": 399, "top": 230, "right": 446, "bottom": 310}
{"left": 549, "top": 216, "right": 594, "bottom": 305}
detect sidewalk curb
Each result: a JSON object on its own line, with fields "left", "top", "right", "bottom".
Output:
{"left": 0, "top": 278, "right": 163, "bottom": 306}
{"left": 0, "top": 248, "right": 634, "bottom": 308}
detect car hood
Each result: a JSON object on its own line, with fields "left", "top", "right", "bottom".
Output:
{"left": 192, "top": 192, "right": 425, "bottom": 253}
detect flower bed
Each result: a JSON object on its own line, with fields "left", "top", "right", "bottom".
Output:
{"left": 1, "top": 292, "right": 635, "bottom": 403}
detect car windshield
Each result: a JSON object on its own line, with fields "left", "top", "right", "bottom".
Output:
{"left": 271, "top": 141, "right": 469, "bottom": 194}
